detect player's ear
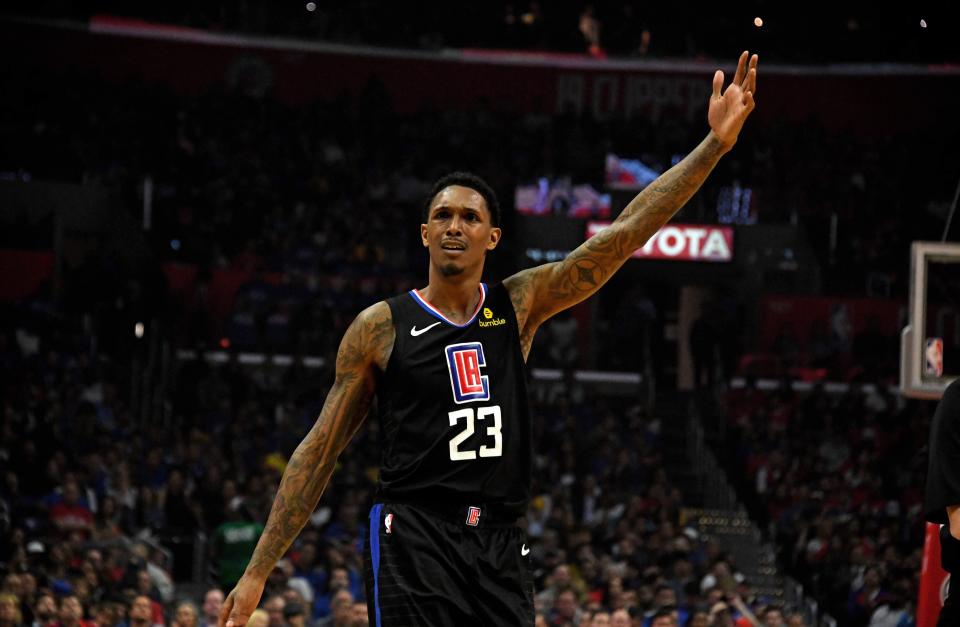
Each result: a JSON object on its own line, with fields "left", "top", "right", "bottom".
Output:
{"left": 486, "top": 227, "right": 501, "bottom": 251}
{"left": 421, "top": 223, "right": 429, "bottom": 248}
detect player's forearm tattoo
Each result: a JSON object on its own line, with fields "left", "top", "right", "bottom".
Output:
{"left": 505, "top": 134, "right": 727, "bottom": 347}
{"left": 244, "top": 303, "right": 393, "bottom": 578}
{"left": 550, "top": 134, "right": 725, "bottom": 301}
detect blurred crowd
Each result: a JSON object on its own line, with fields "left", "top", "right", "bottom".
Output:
{"left": 0, "top": 292, "right": 819, "bottom": 626}
{"left": 0, "top": 14, "right": 951, "bottom": 627}
{"left": 722, "top": 382, "right": 929, "bottom": 626}
{"left": 2, "top": 62, "right": 949, "bottom": 365}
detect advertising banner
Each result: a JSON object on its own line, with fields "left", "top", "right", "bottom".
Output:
{"left": 586, "top": 223, "right": 734, "bottom": 262}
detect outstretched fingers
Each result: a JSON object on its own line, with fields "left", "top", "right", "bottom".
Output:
{"left": 712, "top": 70, "right": 724, "bottom": 100}
{"left": 218, "top": 596, "right": 232, "bottom": 627}
{"left": 743, "top": 69, "right": 757, "bottom": 99}
{"left": 745, "top": 54, "right": 759, "bottom": 94}
{"left": 732, "top": 50, "right": 749, "bottom": 87}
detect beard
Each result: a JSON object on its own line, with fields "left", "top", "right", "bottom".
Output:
{"left": 439, "top": 262, "right": 465, "bottom": 277}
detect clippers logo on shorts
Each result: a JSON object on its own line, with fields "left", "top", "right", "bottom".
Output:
{"left": 445, "top": 342, "right": 490, "bottom": 404}
{"left": 466, "top": 506, "right": 481, "bottom": 527}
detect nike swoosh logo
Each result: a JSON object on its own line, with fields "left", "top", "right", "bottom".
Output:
{"left": 410, "top": 322, "right": 442, "bottom": 337}
{"left": 521, "top": 544, "right": 530, "bottom": 556}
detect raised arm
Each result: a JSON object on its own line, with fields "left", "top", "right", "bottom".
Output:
{"left": 505, "top": 51, "right": 758, "bottom": 356}
{"left": 220, "top": 301, "right": 394, "bottom": 627}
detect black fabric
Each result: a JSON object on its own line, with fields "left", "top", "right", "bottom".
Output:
{"left": 937, "top": 575, "right": 959, "bottom": 626}
{"left": 402, "top": 500, "right": 523, "bottom": 527}
{"left": 941, "top": 526, "right": 960, "bottom": 575}
{"left": 375, "top": 283, "right": 533, "bottom": 518}
{"left": 925, "top": 379, "right": 960, "bottom": 525}
{"left": 364, "top": 502, "right": 535, "bottom": 626}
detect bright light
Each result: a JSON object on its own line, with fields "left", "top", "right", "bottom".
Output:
{"left": 920, "top": 18, "right": 927, "bottom": 28}
{"left": 306, "top": 2, "right": 316, "bottom": 11}
{"left": 135, "top": 322, "right": 145, "bottom": 338}
{"left": 753, "top": 16, "right": 763, "bottom": 27}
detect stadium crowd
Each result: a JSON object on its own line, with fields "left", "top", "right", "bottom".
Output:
{"left": 2, "top": 12, "right": 954, "bottom": 627}
{"left": 3, "top": 63, "right": 947, "bottom": 361}
{"left": 723, "top": 381, "right": 928, "bottom": 626}
{"left": 1, "top": 298, "right": 817, "bottom": 626}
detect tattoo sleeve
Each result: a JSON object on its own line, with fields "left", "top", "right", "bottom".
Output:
{"left": 242, "top": 301, "right": 393, "bottom": 579}
{"left": 505, "top": 133, "right": 728, "bottom": 350}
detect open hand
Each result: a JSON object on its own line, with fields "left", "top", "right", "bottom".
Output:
{"left": 218, "top": 576, "right": 266, "bottom": 627}
{"left": 708, "top": 50, "right": 758, "bottom": 150}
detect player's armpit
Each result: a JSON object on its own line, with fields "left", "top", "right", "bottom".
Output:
{"left": 503, "top": 267, "right": 548, "bottom": 359}
{"left": 242, "top": 302, "right": 393, "bottom": 579}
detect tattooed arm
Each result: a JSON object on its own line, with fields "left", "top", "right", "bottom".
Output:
{"left": 505, "top": 51, "right": 758, "bottom": 358}
{"left": 219, "top": 301, "right": 394, "bottom": 627}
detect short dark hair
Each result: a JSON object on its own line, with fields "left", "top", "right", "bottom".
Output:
{"left": 283, "top": 602, "right": 304, "bottom": 618}
{"left": 423, "top": 172, "right": 501, "bottom": 227}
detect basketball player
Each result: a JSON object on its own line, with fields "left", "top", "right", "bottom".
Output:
{"left": 219, "top": 51, "right": 758, "bottom": 626}
{"left": 925, "top": 378, "right": 960, "bottom": 625}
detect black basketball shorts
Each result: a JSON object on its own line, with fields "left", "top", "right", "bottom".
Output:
{"left": 363, "top": 502, "right": 535, "bottom": 626}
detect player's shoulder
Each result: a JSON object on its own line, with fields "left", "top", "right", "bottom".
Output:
{"left": 502, "top": 266, "right": 545, "bottom": 304}
{"left": 339, "top": 301, "right": 395, "bottom": 371}
{"left": 939, "top": 378, "right": 960, "bottom": 415}
{"left": 353, "top": 301, "right": 395, "bottom": 346}
{"left": 945, "top": 377, "right": 960, "bottom": 398}
{"left": 502, "top": 265, "right": 554, "bottom": 326}
{"left": 356, "top": 300, "right": 393, "bottom": 325}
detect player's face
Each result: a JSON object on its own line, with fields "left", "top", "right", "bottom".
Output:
{"left": 422, "top": 185, "right": 501, "bottom": 277}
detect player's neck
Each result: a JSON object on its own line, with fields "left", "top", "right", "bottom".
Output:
{"left": 421, "top": 271, "right": 484, "bottom": 322}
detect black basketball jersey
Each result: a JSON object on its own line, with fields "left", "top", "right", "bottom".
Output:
{"left": 375, "top": 282, "right": 532, "bottom": 517}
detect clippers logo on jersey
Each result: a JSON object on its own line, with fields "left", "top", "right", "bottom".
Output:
{"left": 466, "top": 506, "right": 481, "bottom": 527}
{"left": 445, "top": 342, "right": 490, "bottom": 404}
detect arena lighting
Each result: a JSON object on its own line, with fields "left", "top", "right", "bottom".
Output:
{"left": 753, "top": 17, "right": 763, "bottom": 27}
{"left": 920, "top": 18, "right": 928, "bottom": 28}
{"left": 306, "top": 2, "right": 316, "bottom": 11}
{"left": 134, "top": 322, "right": 144, "bottom": 338}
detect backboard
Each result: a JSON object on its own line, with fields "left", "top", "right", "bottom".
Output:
{"left": 901, "top": 241, "right": 960, "bottom": 399}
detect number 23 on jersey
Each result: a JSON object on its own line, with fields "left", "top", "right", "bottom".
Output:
{"left": 445, "top": 342, "right": 503, "bottom": 460}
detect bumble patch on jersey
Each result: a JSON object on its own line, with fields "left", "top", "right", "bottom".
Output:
{"left": 445, "top": 342, "right": 490, "bottom": 403}
{"left": 479, "top": 306, "right": 506, "bottom": 328}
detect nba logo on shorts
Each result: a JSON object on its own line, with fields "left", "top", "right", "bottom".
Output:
{"left": 466, "top": 506, "right": 481, "bottom": 527}
{"left": 445, "top": 342, "right": 490, "bottom": 404}
{"left": 384, "top": 513, "right": 394, "bottom": 534}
